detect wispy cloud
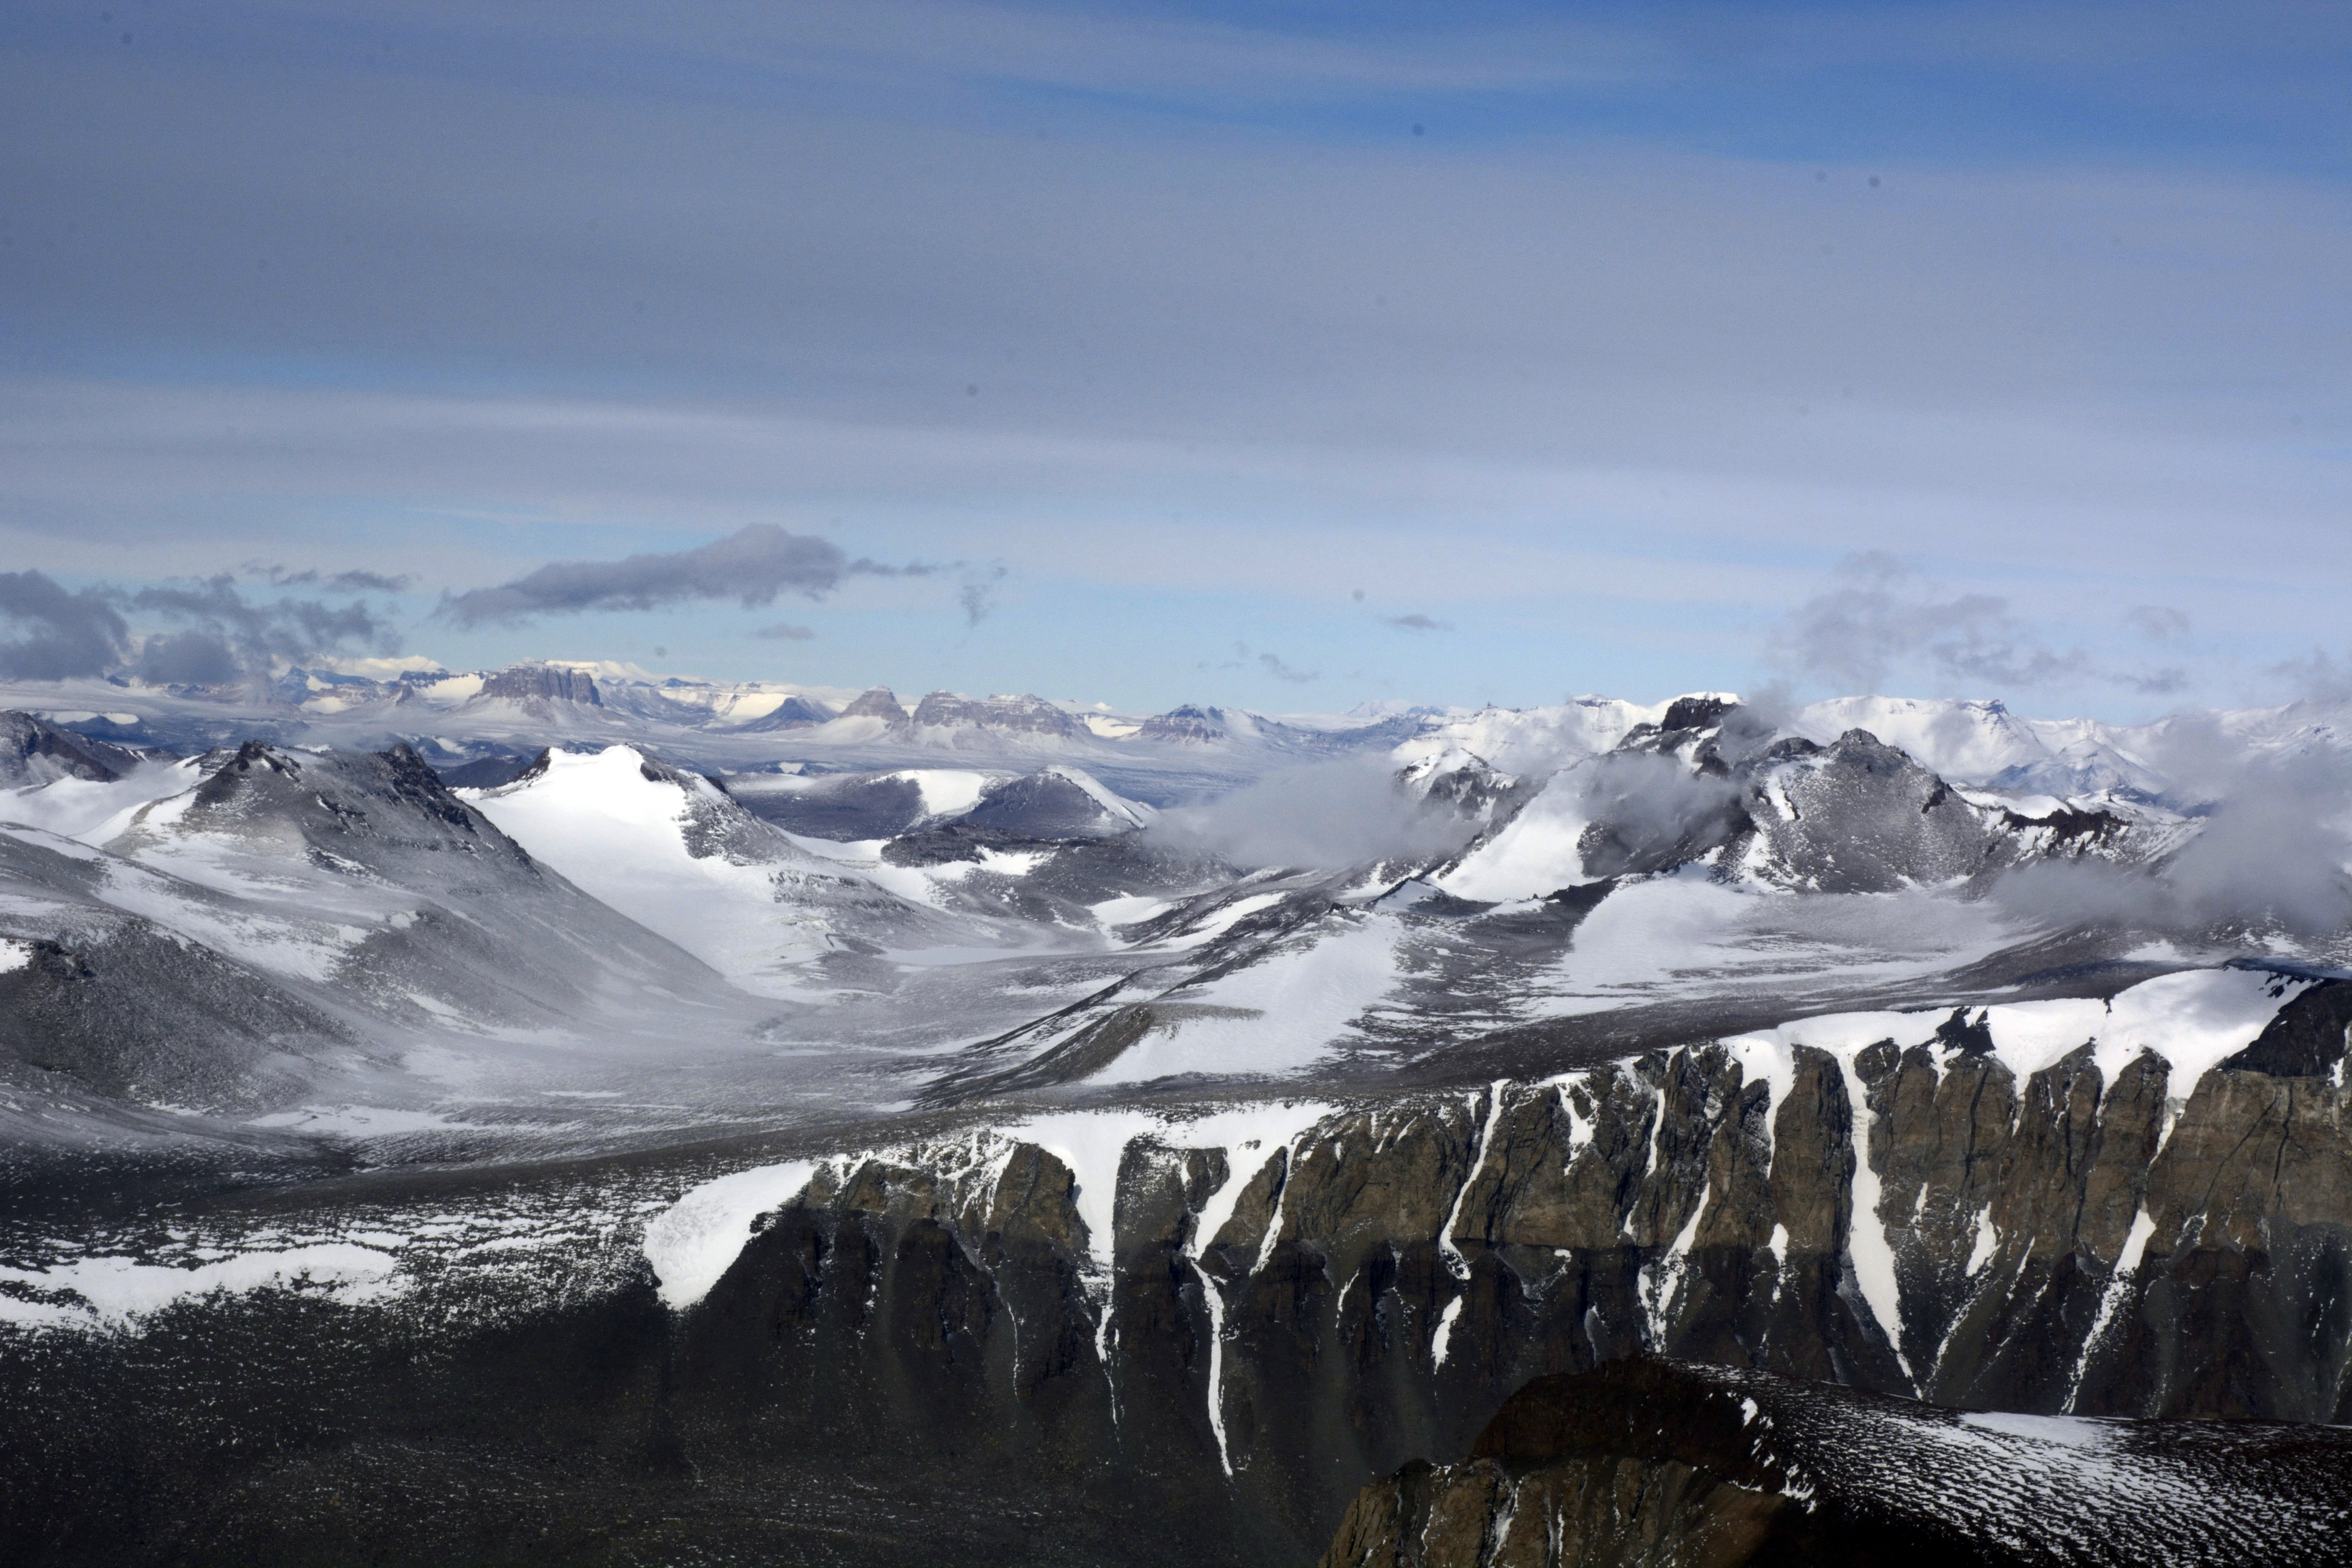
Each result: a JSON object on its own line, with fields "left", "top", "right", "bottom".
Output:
{"left": 1767, "top": 554, "right": 2189, "bottom": 695}
{"left": 1259, "top": 652, "right": 1318, "bottom": 683}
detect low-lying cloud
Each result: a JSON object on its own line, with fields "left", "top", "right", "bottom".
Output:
{"left": 1993, "top": 713, "right": 2352, "bottom": 940}
{"left": 1147, "top": 756, "right": 1475, "bottom": 871}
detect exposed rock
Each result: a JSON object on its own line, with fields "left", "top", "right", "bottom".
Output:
{"left": 733, "top": 693, "right": 834, "bottom": 731}
{"left": 475, "top": 662, "right": 602, "bottom": 706}
{"left": 1318, "top": 1359, "right": 2352, "bottom": 1568}
{"left": 1138, "top": 703, "right": 1227, "bottom": 742}
{"left": 0, "top": 710, "right": 148, "bottom": 786}
{"left": 909, "top": 691, "right": 1086, "bottom": 739}
{"left": 2221, "top": 977, "right": 2352, "bottom": 1078}
{"left": 836, "top": 686, "right": 911, "bottom": 723}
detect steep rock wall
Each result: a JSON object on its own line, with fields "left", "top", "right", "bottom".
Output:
{"left": 664, "top": 996, "right": 2352, "bottom": 1559}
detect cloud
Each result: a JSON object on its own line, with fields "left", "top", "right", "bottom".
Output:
{"left": 753, "top": 621, "right": 815, "bottom": 640}
{"left": 129, "top": 574, "right": 396, "bottom": 687}
{"left": 1768, "top": 552, "right": 2025, "bottom": 690}
{"left": 442, "top": 524, "right": 872, "bottom": 626}
{"left": 2114, "top": 665, "right": 2190, "bottom": 696}
{"left": 134, "top": 628, "right": 244, "bottom": 686}
{"left": 1768, "top": 554, "right": 2186, "bottom": 695}
{"left": 0, "top": 570, "right": 129, "bottom": 680}
{"left": 958, "top": 564, "right": 1008, "bottom": 628}
{"left": 1385, "top": 613, "right": 1452, "bottom": 632}
{"left": 1258, "top": 652, "right": 1318, "bottom": 683}
{"left": 1994, "top": 715, "right": 2352, "bottom": 940}
{"left": 2125, "top": 605, "right": 2192, "bottom": 643}
{"left": 2272, "top": 647, "right": 2352, "bottom": 705}
{"left": 248, "top": 564, "right": 417, "bottom": 593}
{"left": 1147, "top": 757, "right": 1475, "bottom": 871}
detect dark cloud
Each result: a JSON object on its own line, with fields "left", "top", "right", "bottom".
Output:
{"left": 1258, "top": 652, "right": 1318, "bottom": 683}
{"left": 130, "top": 575, "right": 396, "bottom": 687}
{"left": 440, "top": 524, "right": 937, "bottom": 626}
{"left": 1385, "top": 613, "right": 1452, "bottom": 632}
{"left": 1768, "top": 553, "right": 2024, "bottom": 690}
{"left": 134, "top": 628, "right": 243, "bottom": 686}
{"left": 753, "top": 622, "right": 815, "bottom": 641}
{"left": 444, "top": 525, "right": 851, "bottom": 626}
{"left": 0, "top": 570, "right": 129, "bottom": 680}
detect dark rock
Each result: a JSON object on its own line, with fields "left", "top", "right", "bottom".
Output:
{"left": 475, "top": 662, "right": 601, "bottom": 705}
{"left": 1318, "top": 1358, "right": 2352, "bottom": 1568}
{"left": 837, "top": 686, "right": 911, "bottom": 723}
{"left": 0, "top": 710, "right": 149, "bottom": 786}
{"left": 2221, "top": 979, "right": 2352, "bottom": 1078}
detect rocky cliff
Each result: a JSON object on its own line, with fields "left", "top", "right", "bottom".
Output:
{"left": 630, "top": 971, "right": 2352, "bottom": 1560}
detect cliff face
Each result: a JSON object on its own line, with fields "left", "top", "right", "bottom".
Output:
{"left": 653, "top": 983, "right": 2352, "bottom": 1560}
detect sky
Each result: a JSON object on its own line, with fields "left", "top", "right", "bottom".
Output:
{"left": 2, "top": 0, "right": 2347, "bottom": 718}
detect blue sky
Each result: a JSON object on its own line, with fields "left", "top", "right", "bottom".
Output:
{"left": 2, "top": 1, "right": 2347, "bottom": 715}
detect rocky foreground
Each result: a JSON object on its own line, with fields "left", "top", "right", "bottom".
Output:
{"left": 1318, "top": 1359, "right": 2352, "bottom": 1568}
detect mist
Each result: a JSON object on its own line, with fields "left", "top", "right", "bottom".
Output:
{"left": 1993, "top": 716, "right": 2352, "bottom": 943}
{"left": 1145, "top": 757, "right": 1479, "bottom": 872}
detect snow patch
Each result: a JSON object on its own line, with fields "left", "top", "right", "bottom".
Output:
{"left": 0, "top": 1245, "right": 400, "bottom": 1330}
{"left": 641, "top": 1160, "right": 818, "bottom": 1309}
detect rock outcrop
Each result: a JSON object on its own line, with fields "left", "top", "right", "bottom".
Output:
{"left": 1316, "top": 1358, "right": 2352, "bottom": 1567}
{"left": 474, "top": 662, "right": 602, "bottom": 706}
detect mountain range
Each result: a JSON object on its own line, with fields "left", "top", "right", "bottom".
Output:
{"left": 3, "top": 662, "right": 2350, "bottom": 1565}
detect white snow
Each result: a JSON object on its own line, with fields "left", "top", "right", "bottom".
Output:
{"left": 1090, "top": 892, "right": 1172, "bottom": 927}
{"left": 1967, "top": 1208, "right": 1998, "bottom": 1274}
{"left": 0, "top": 759, "right": 201, "bottom": 842}
{"left": 1090, "top": 917, "right": 1400, "bottom": 1083}
{"left": 889, "top": 769, "right": 994, "bottom": 819}
{"left": 0, "top": 1245, "right": 400, "bottom": 1330}
{"left": 1725, "top": 966, "right": 2304, "bottom": 1093}
{"left": 1160, "top": 891, "right": 1286, "bottom": 947}
{"left": 1841, "top": 1060, "right": 1909, "bottom": 1379}
{"left": 0, "top": 937, "right": 29, "bottom": 973}
{"left": 640, "top": 1160, "right": 819, "bottom": 1309}
{"left": 1430, "top": 1294, "right": 1465, "bottom": 1367}
{"left": 639, "top": 1100, "right": 1336, "bottom": 1323}
{"left": 244, "top": 1105, "right": 472, "bottom": 1137}
{"left": 470, "top": 746, "right": 855, "bottom": 994}
{"left": 1437, "top": 1084, "right": 1508, "bottom": 1282}
{"left": 1958, "top": 1409, "right": 2112, "bottom": 1448}
{"left": 1436, "top": 758, "right": 1595, "bottom": 902}
{"left": 1393, "top": 696, "right": 1664, "bottom": 780}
